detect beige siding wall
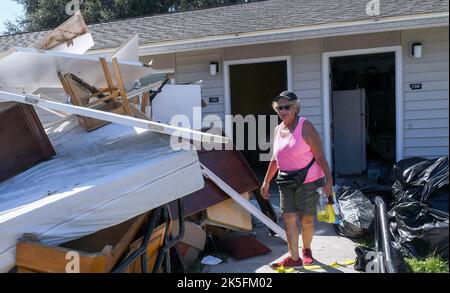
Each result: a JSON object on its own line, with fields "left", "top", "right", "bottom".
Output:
{"left": 169, "top": 41, "right": 324, "bottom": 133}
{"left": 402, "top": 26, "right": 449, "bottom": 158}
{"left": 322, "top": 31, "right": 402, "bottom": 52}
{"left": 143, "top": 27, "right": 449, "bottom": 159}
{"left": 223, "top": 42, "right": 290, "bottom": 61}
{"left": 172, "top": 43, "right": 296, "bottom": 129}
{"left": 291, "top": 39, "right": 323, "bottom": 137}
{"left": 175, "top": 48, "right": 225, "bottom": 128}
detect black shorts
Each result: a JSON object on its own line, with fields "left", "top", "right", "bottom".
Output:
{"left": 278, "top": 177, "right": 326, "bottom": 215}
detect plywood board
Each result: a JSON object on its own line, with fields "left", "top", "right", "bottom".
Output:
{"left": 205, "top": 196, "right": 253, "bottom": 232}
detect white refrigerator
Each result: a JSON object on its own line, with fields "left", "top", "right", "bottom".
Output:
{"left": 332, "top": 88, "right": 366, "bottom": 175}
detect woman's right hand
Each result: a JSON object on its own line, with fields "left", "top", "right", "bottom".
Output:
{"left": 260, "top": 181, "right": 270, "bottom": 200}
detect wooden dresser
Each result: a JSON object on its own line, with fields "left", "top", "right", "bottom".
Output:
{"left": 0, "top": 102, "right": 56, "bottom": 183}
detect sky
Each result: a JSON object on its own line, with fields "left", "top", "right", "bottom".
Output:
{"left": 0, "top": 0, "right": 24, "bottom": 35}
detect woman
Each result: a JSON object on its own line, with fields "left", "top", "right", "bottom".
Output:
{"left": 261, "top": 91, "right": 333, "bottom": 268}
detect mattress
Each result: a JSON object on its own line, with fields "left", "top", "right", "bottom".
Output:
{"left": 0, "top": 117, "right": 204, "bottom": 272}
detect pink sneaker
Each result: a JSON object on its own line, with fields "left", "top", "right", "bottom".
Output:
{"left": 271, "top": 256, "right": 303, "bottom": 269}
{"left": 302, "top": 248, "right": 314, "bottom": 265}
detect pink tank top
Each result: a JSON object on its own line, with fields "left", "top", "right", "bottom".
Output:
{"left": 273, "top": 117, "right": 325, "bottom": 184}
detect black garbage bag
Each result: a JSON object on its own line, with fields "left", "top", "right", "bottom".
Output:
{"left": 390, "top": 201, "right": 449, "bottom": 259}
{"left": 389, "top": 156, "right": 449, "bottom": 259}
{"left": 335, "top": 186, "right": 375, "bottom": 238}
{"left": 392, "top": 156, "right": 449, "bottom": 212}
{"left": 389, "top": 240, "right": 409, "bottom": 273}
{"left": 393, "top": 157, "right": 429, "bottom": 182}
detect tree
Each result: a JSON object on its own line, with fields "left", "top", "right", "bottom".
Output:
{"left": 3, "top": 0, "right": 257, "bottom": 35}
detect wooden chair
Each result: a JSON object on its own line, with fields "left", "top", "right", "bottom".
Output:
{"left": 58, "top": 57, "right": 147, "bottom": 132}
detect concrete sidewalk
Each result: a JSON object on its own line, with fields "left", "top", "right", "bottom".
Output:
{"left": 202, "top": 223, "right": 358, "bottom": 273}
{"left": 202, "top": 185, "right": 359, "bottom": 273}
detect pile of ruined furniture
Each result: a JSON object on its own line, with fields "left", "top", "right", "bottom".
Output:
{"left": 0, "top": 12, "right": 280, "bottom": 273}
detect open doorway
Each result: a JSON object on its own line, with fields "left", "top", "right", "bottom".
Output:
{"left": 330, "top": 52, "right": 396, "bottom": 184}
{"left": 228, "top": 60, "right": 288, "bottom": 169}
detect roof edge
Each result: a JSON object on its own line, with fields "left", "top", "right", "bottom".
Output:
{"left": 89, "top": 12, "right": 449, "bottom": 56}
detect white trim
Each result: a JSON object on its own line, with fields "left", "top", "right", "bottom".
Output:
{"left": 321, "top": 46, "right": 404, "bottom": 170}
{"left": 223, "top": 56, "right": 293, "bottom": 138}
{"left": 0, "top": 91, "right": 229, "bottom": 144}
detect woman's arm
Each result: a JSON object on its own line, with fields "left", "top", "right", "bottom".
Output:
{"left": 263, "top": 159, "right": 279, "bottom": 185}
{"left": 303, "top": 120, "right": 333, "bottom": 196}
{"left": 260, "top": 127, "right": 280, "bottom": 199}
{"left": 260, "top": 159, "right": 278, "bottom": 200}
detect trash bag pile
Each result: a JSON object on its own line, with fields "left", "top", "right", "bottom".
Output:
{"left": 334, "top": 186, "right": 376, "bottom": 238}
{"left": 388, "top": 156, "right": 449, "bottom": 260}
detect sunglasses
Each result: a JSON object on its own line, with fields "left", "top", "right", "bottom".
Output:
{"left": 275, "top": 104, "right": 293, "bottom": 111}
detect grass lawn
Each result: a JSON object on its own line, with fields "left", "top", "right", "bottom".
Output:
{"left": 405, "top": 256, "right": 449, "bottom": 273}
{"left": 356, "top": 236, "right": 448, "bottom": 273}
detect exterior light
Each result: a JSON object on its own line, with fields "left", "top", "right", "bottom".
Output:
{"left": 210, "top": 62, "right": 219, "bottom": 76}
{"left": 412, "top": 42, "right": 423, "bottom": 58}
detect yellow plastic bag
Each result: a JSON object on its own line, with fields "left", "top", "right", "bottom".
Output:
{"left": 317, "top": 203, "right": 336, "bottom": 224}
{"left": 316, "top": 188, "right": 336, "bottom": 223}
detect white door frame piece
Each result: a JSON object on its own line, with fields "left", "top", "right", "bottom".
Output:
{"left": 0, "top": 91, "right": 228, "bottom": 144}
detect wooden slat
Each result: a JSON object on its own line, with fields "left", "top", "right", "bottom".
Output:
{"left": 85, "top": 91, "right": 120, "bottom": 108}
{"left": 58, "top": 72, "right": 84, "bottom": 106}
{"left": 100, "top": 57, "right": 116, "bottom": 98}
{"left": 111, "top": 57, "right": 133, "bottom": 116}
{"left": 86, "top": 88, "right": 115, "bottom": 99}
{"left": 141, "top": 91, "right": 150, "bottom": 114}
{"left": 130, "top": 106, "right": 150, "bottom": 120}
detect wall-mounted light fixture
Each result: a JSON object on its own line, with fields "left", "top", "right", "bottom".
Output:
{"left": 412, "top": 42, "right": 423, "bottom": 58}
{"left": 210, "top": 62, "right": 219, "bottom": 76}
